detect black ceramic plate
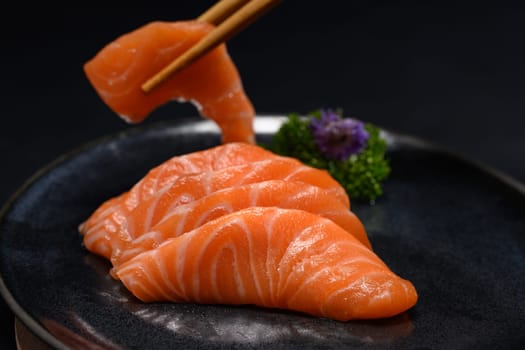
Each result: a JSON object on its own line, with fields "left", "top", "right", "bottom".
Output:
{"left": 0, "top": 116, "right": 524, "bottom": 350}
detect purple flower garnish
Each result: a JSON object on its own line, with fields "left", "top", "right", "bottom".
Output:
{"left": 310, "top": 109, "right": 369, "bottom": 161}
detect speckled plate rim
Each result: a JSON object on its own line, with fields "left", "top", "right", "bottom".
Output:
{"left": 0, "top": 115, "right": 524, "bottom": 350}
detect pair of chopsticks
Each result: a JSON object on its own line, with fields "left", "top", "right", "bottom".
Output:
{"left": 141, "top": 0, "right": 282, "bottom": 94}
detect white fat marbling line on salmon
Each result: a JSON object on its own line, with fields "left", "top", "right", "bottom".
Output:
{"left": 85, "top": 232, "right": 109, "bottom": 255}
{"left": 264, "top": 208, "right": 284, "bottom": 306}
{"left": 290, "top": 166, "right": 349, "bottom": 208}
{"left": 248, "top": 183, "right": 262, "bottom": 207}
{"left": 162, "top": 191, "right": 197, "bottom": 219}
{"left": 228, "top": 160, "right": 264, "bottom": 185}
{"left": 178, "top": 223, "right": 214, "bottom": 300}
{"left": 121, "top": 45, "right": 152, "bottom": 96}
{"left": 141, "top": 190, "right": 165, "bottom": 234}
{"left": 283, "top": 164, "right": 307, "bottom": 181}
{"left": 82, "top": 225, "right": 103, "bottom": 247}
{"left": 367, "top": 279, "right": 394, "bottom": 308}
{"left": 209, "top": 245, "right": 221, "bottom": 302}
{"left": 235, "top": 216, "right": 263, "bottom": 303}
{"left": 194, "top": 218, "right": 247, "bottom": 302}
{"left": 118, "top": 262, "right": 157, "bottom": 301}
{"left": 138, "top": 253, "right": 175, "bottom": 301}
{"left": 83, "top": 221, "right": 111, "bottom": 243}
{"left": 150, "top": 157, "right": 199, "bottom": 195}
{"left": 281, "top": 184, "right": 317, "bottom": 205}
{"left": 130, "top": 178, "right": 158, "bottom": 208}
{"left": 275, "top": 223, "right": 333, "bottom": 298}
{"left": 122, "top": 249, "right": 179, "bottom": 301}
{"left": 286, "top": 255, "right": 386, "bottom": 308}
{"left": 91, "top": 43, "right": 143, "bottom": 100}
{"left": 240, "top": 216, "right": 265, "bottom": 305}
{"left": 83, "top": 207, "right": 129, "bottom": 252}
{"left": 316, "top": 208, "right": 351, "bottom": 218}
{"left": 174, "top": 229, "right": 195, "bottom": 299}
{"left": 149, "top": 144, "right": 217, "bottom": 194}
{"left": 150, "top": 180, "right": 204, "bottom": 221}
{"left": 173, "top": 209, "right": 189, "bottom": 237}
{"left": 90, "top": 214, "right": 135, "bottom": 261}
{"left": 113, "top": 209, "right": 135, "bottom": 240}
{"left": 272, "top": 160, "right": 348, "bottom": 208}
{"left": 159, "top": 196, "right": 197, "bottom": 221}
{"left": 151, "top": 248, "right": 184, "bottom": 300}
{"left": 208, "top": 242, "right": 244, "bottom": 303}
{"left": 320, "top": 271, "right": 397, "bottom": 317}
{"left": 82, "top": 201, "right": 120, "bottom": 233}
{"left": 83, "top": 214, "right": 127, "bottom": 258}
{"left": 194, "top": 202, "right": 234, "bottom": 228}
{"left": 156, "top": 42, "right": 185, "bottom": 64}
{"left": 123, "top": 193, "right": 139, "bottom": 211}
{"left": 112, "top": 230, "right": 163, "bottom": 266}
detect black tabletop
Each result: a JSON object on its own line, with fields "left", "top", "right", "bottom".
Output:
{"left": 2, "top": 1, "right": 525, "bottom": 348}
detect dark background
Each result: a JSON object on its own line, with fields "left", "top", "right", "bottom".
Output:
{"left": 2, "top": 1, "right": 525, "bottom": 348}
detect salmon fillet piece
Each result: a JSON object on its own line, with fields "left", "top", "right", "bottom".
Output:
{"left": 84, "top": 20, "right": 255, "bottom": 143}
{"left": 110, "top": 179, "right": 370, "bottom": 270}
{"left": 82, "top": 156, "right": 350, "bottom": 260}
{"left": 115, "top": 207, "right": 417, "bottom": 321}
{"left": 79, "top": 142, "right": 279, "bottom": 258}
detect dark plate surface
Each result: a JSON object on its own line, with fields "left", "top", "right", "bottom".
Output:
{"left": 0, "top": 116, "right": 524, "bottom": 350}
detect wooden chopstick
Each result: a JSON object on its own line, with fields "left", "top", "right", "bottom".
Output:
{"left": 197, "top": 0, "right": 252, "bottom": 26}
{"left": 141, "top": 0, "right": 281, "bottom": 94}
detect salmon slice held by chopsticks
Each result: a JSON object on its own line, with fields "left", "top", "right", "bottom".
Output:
{"left": 83, "top": 20, "right": 255, "bottom": 143}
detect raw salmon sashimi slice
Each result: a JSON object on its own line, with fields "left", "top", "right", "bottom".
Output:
{"left": 84, "top": 20, "right": 255, "bottom": 143}
{"left": 79, "top": 143, "right": 276, "bottom": 233}
{"left": 82, "top": 157, "right": 350, "bottom": 260}
{"left": 79, "top": 142, "right": 278, "bottom": 258}
{"left": 110, "top": 180, "right": 370, "bottom": 270}
{"left": 115, "top": 207, "right": 418, "bottom": 321}
{"left": 122, "top": 142, "right": 278, "bottom": 210}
